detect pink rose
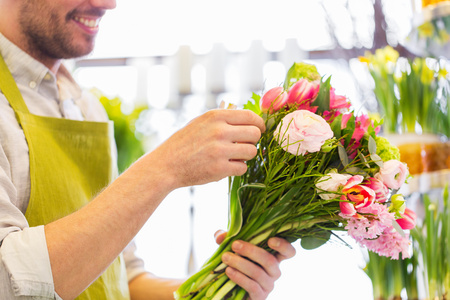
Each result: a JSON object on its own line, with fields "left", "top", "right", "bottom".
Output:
{"left": 276, "top": 110, "right": 334, "bottom": 156}
{"left": 375, "top": 160, "right": 409, "bottom": 190}
{"left": 260, "top": 87, "right": 288, "bottom": 113}
{"left": 316, "top": 172, "right": 352, "bottom": 200}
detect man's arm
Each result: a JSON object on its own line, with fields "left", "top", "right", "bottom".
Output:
{"left": 128, "top": 273, "right": 183, "bottom": 300}
{"left": 45, "top": 109, "right": 265, "bottom": 299}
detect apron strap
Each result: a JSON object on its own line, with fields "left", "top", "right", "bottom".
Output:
{"left": 0, "top": 53, "right": 30, "bottom": 114}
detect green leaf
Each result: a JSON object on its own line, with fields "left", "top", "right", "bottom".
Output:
{"left": 368, "top": 135, "right": 377, "bottom": 155}
{"left": 338, "top": 146, "right": 349, "bottom": 167}
{"left": 330, "top": 114, "right": 342, "bottom": 139}
{"left": 227, "top": 176, "right": 243, "bottom": 238}
{"left": 313, "top": 76, "right": 331, "bottom": 115}
{"left": 358, "top": 152, "right": 371, "bottom": 168}
{"left": 243, "top": 93, "right": 261, "bottom": 115}
{"left": 283, "top": 62, "right": 321, "bottom": 90}
{"left": 301, "top": 231, "right": 331, "bottom": 250}
{"left": 342, "top": 114, "right": 355, "bottom": 146}
{"left": 370, "top": 153, "right": 384, "bottom": 168}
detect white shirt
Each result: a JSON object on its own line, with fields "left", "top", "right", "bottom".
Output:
{"left": 0, "top": 33, "right": 146, "bottom": 299}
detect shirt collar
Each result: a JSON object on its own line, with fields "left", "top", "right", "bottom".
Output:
{"left": 0, "top": 33, "right": 82, "bottom": 101}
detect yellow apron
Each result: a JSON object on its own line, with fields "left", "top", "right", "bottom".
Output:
{"left": 0, "top": 54, "right": 130, "bottom": 300}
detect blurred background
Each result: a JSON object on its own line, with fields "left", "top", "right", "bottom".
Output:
{"left": 69, "top": 0, "right": 450, "bottom": 299}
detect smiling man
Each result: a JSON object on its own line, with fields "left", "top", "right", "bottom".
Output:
{"left": 0, "top": 0, "right": 295, "bottom": 299}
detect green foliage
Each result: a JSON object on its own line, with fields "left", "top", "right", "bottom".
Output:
{"left": 313, "top": 76, "right": 331, "bottom": 115}
{"left": 243, "top": 92, "right": 261, "bottom": 115}
{"left": 365, "top": 185, "right": 450, "bottom": 300}
{"left": 411, "top": 186, "right": 450, "bottom": 300}
{"left": 92, "top": 88, "right": 147, "bottom": 174}
{"left": 362, "top": 46, "right": 450, "bottom": 137}
{"left": 375, "top": 136, "right": 401, "bottom": 162}
{"left": 283, "top": 62, "right": 321, "bottom": 90}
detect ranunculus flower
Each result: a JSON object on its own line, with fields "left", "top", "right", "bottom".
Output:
{"left": 287, "top": 79, "right": 320, "bottom": 109}
{"left": 276, "top": 110, "right": 334, "bottom": 156}
{"left": 396, "top": 207, "right": 416, "bottom": 230}
{"left": 362, "top": 177, "right": 389, "bottom": 203}
{"left": 375, "top": 160, "right": 409, "bottom": 190}
{"left": 329, "top": 87, "right": 351, "bottom": 110}
{"left": 260, "top": 86, "right": 288, "bottom": 113}
{"left": 341, "top": 175, "right": 375, "bottom": 210}
{"left": 316, "top": 172, "right": 352, "bottom": 200}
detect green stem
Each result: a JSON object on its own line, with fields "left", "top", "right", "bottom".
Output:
{"left": 206, "top": 274, "right": 228, "bottom": 298}
{"left": 211, "top": 281, "right": 237, "bottom": 300}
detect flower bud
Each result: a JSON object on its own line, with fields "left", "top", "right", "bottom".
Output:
{"left": 362, "top": 177, "right": 389, "bottom": 203}
{"left": 287, "top": 79, "right": 319, "bottom": 107}
{"left": 396, "top": 207, "right": 416, "bottom": 230}
{"left": 389, "top": 194, "right": 406, "bottom": 217}
{"left": 260, "top": 87, "right": 288, "bottom": 113}
{"left": 320, "top": 138, "right": 336, "bottom": 153}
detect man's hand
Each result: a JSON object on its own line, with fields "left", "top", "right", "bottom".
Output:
{"left": 214, "top": 230, "right": 296, "bottom": 300}
{"left": 148, "top": 109, "right": 265, "bottom": 191}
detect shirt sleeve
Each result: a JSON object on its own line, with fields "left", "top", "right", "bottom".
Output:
{"left": 0, "top": 227, "right": 60, "bottom": 299}
{"left": 0, "top": 145, "right": 59, "bottom": 299}
{"left": 123, "top": 240, "right": 147, "bottom": 282}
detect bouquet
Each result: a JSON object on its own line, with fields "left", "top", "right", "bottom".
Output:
{"left": 174, "top": 62, "right": 415, "bottom": 300}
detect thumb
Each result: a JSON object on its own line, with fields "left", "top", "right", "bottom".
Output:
{"left": 214, "top": 230, "right": 227, "bottom": 245}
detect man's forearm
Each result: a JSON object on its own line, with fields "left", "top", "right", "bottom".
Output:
{"left": 44, "top": 153, "right": 174, "bottom": 300}
{"left": 128, "top": 272, "right": 183, "bottom": 300}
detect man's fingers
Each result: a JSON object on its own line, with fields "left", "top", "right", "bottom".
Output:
{"left": 228, "top": 125, "right": 262, "bottom": 144}
{"left": 221, "top": 109, "right": 266, "bottom": 133}
{"left": 230, "top": 241, "right": 281, "bottom": 279}
{"left": 268, "top": 237, "right": 296, "bottom": 262}
{"left": 214, "top": 230, "right": 227, "bottom": 245}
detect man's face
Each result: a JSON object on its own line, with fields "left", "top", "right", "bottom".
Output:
{"left": 18, "top": 0, "right": 116, "bottom": 60}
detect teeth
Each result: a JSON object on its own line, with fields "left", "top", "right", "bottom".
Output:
{"left": 74, "top": 16, "right": 100, "bottom": 28}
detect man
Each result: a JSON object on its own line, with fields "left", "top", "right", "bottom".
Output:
{"left": 0, "top": 0, "right": 296, "bottom": 299}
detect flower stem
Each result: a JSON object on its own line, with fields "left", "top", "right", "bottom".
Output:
{"left": 211, "top": 281, "right": 237, "bottom": 300}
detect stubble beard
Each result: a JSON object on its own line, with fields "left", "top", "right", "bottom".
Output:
{"left": 18, "top": 3, "right": 95, "bottom": 61}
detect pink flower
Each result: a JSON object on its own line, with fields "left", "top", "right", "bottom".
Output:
{"left": 275, "top": 110, "right": 334, "bottom": 156}
{"left": 260, "top": 87, "right": 288, "bottom": 113}
{"left": 340, "top": 199, "right": 357, "bottom": 216}
{"left": 287, "top": 79, "right": 320, "bottom": 109}
{"left": 362, "top": 177, "right": 389, "bottom": 203}
{"left": 396, "top": 208, "right": 416, "bottom": 230}
{"left": 342, "top": 203, "right": 395, "bottom": 240}
{"left": 341, "top": 113, "right": 381, "bottom": 158}
{"left": 316, "top": 172, "right": 352, "bottom": 200}
{"left": 359, "top": 229, "right": 411, "bottom": 260}
{"left": 341, "top": 113, "right": 380, "bottom": 143}
{"left": 375, "top": 160, "right": 409, "bottom": 190}
{"left": 329, "top": 87, "right": 351, "bottom": 110}
{"left": 341, "top": 175, "right": 375, "bottom": 210}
